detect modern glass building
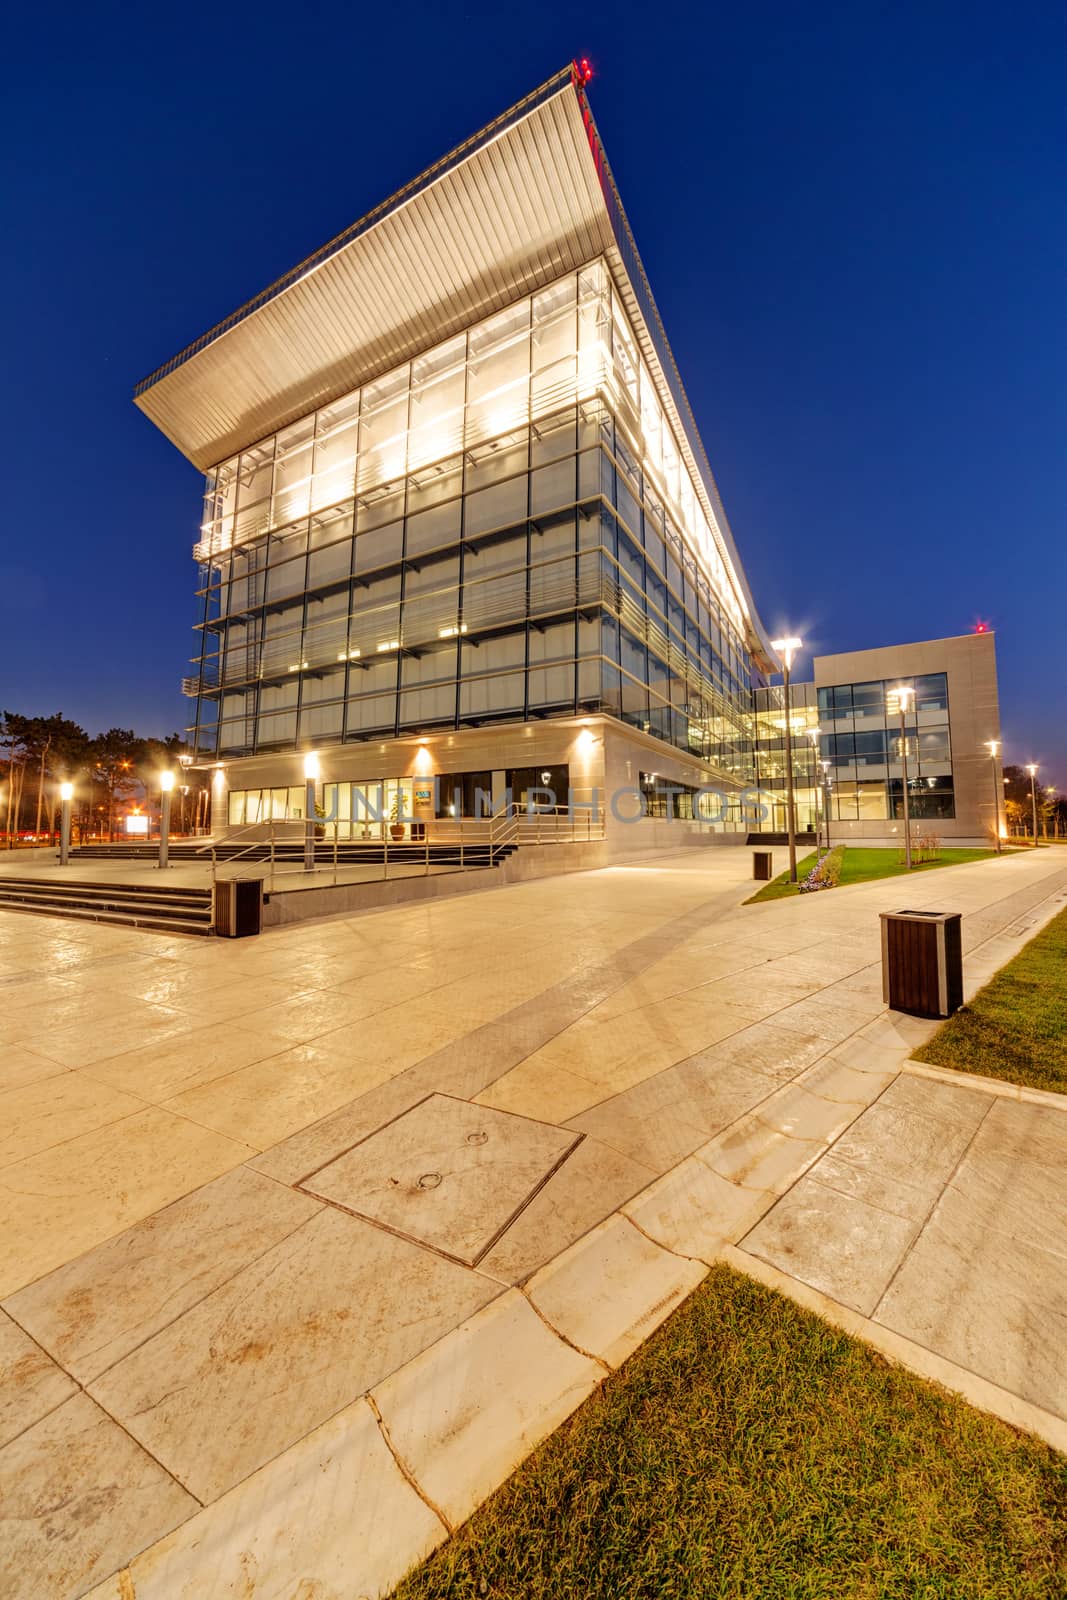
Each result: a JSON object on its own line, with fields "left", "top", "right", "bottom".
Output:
{"left": 135, "top": 65, "right": 1001, "bottom": 849}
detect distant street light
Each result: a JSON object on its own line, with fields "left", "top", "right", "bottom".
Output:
{"left": 887, "top": 685, "right": 915, "bottom": 868}
{"left": 59, "top": 781, "right": 73, "bottom": 867}
{"left": 985, "top": 739, "right": 1002, "bottom": 854}
{"left": 158, "top": 772, "right": 174, "bottom": 870}
{"left": 1026, "top": 763, "right": 1039, "bottom": 848}
{"left": 807, "top": 725, "right": 823, "bottom": 850}
{"left": 303, "top": 752, "right": 320, "bottom": 873}
{"left": 770, "top": 637, "right": 803, "bottom": 882}
{"left": 1047, "top": 786, "right": 1057, "bottom": 841}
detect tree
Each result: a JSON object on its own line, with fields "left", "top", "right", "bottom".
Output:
{"left": 91, "top": 729, "right": 146, "bottom": 841}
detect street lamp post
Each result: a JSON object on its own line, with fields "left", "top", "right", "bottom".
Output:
{"left": 158, "top": 772, "right": 174, "bottom": 870}
{"left": 59, "top": 782, "right": 73, "bottom": 867}
{"left": 807, "top": 725, "right": 822, "bottom": 849}
{"left": 985, "top": 739, "right": 1002, "bottom": 853}
{"left": 303, "top": 752, "right": 319, "bottom": 873}
{"left": 1046, "top": 786, "right": 1057, "bottom": 840}
{"left": 1026, "top": 763, "right": 1039, "bottom": 848}
{"left": 820, "top": 759, "right": 832, "bottom": 855}
{"left": 770, "top": 637, "right": 803, "bottom": 882}
{"left": 888, "top": 685, "right": 915, "bottom": 868}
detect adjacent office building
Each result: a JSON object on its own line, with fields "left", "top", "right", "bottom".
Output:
{"left": 134, "top": 64, "right": 1002, "bottom": 850}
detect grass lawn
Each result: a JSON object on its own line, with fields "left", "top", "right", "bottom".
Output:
{"left": 746, "top": 845, "right": 1002, "bottom": 903}
{"left": 394, "top": 1265, "right": 1067, "bottom": 1600}
{"left": 913, "top": 905, "right": 1067, "bottom": 1094}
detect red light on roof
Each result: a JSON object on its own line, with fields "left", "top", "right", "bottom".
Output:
{"left": 576, "top": 57, "right": 593, "bottom": 85}
{"left": 974, "top": 620, "right": 989, "bottom": 634}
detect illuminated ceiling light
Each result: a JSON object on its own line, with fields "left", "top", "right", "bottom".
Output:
{"left": 348, "top": 648, "right": 362, "bottom": 659}
{"left": 377, "top": 640, "right": 399, "bottom": 652}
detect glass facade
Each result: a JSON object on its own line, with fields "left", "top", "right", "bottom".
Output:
{"left": 818, "top": 672, "right": 954, "bottom": 821}
{"left": 186, "top": 260, "right": 758, "bottom": 782}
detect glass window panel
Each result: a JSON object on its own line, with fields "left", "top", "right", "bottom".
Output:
{"left": 399, "top": 684, "right": 456, "bottom": 726}
{"left": 345, "top": 694, "right": 396, "bottom": 735}
{"left": 532, "top": 409, "right": 577, "bottom": 466}
{"left": 406, "top": 498, "right": 461, "bottom": 556}
{"left": 272, "top": 419, "right": 315, "bottom": 524}
{"left": 461, "top": 631, "right": 525, "bottom": 674}
{"left": 459, "top": 671, "right": 524, "bottom": 718}
{"left": 531, "top": 456, "right": 575, "bottom": 515}
{"left": 311, "top": 396, "right": 359, "bottom": 512}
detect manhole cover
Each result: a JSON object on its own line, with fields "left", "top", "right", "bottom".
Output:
{"left": 299, "top": 1094, "right": 581, "bottom": 1265}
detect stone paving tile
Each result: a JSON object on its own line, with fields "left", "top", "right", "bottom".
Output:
{"left": 250, "top": 1076, "right": 431, "bottom": 1186}
{"left": 301, "top": 1094, "right": 580, "bottom": 1266}
{"left": 971, "top": 1096, "right": 1067, "bottom": 1167}
{"left": 802, "top": 1148, "right": 932, "bottom": 1224}
{"left": 0, "top": 1045, "right": 68, "bottom": 1094}
{"left": 568, "top": 1057, "right": 774, "bottom": 1172}
{"left": 5, "top": 1167, "right": 322, "bottom": 1385}
{"left": 88, "top": 1207, "right": 501, "bottom": 1504}
{"left": 875, "top": 1185, "right": 1067, "bottom": 1419}
{"left": 824, "top": 1099, "right": 986, "bottom": 1207}
{"left": 0, "top": 1392, "right": 196, "bottom": 1600}
{"left": 741, "top": 1176, "right": 920, "bottom": 1314}
{"left": 623, "top": 1156, "right": 773, "bottom": 1263}
{"left": 0, "top": 1308, "right": 77, "bottom": 1448}
{"left": 162, "top": 1044, "right": 405, "bottom": 1152}
{"left": 77, "top": 1019, "right": 291, "bottom": 1101}
{"left": 477, "top": 1134, "right": 655, "bottom": 1286}
{"left": 372, "top": 1292, "right": 602, "bottom": 1530}
{"left": 875, "top": 1072, "right": 990, "bottom": 1130}
{"left": 88, "top": 1397, "right": 446, "bottom": 1600}
{"left": 0, "top": 1109, "right": 254, "bottom": 1299}
{"left": 525, "top": 1215, "right": 706, "bottom": 1369}
{"left": 699, "top": 1113, "right": 827, "bottom": 1196}
{"left": 0, "top": 1073, "right": 146, "bottom": 1170}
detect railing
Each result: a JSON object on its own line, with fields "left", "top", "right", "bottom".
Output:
{"left": 193, "top": 799, "right": 605, "bottom": 926}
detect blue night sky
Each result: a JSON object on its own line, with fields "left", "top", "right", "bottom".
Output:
{"left": 2, "top": 1, "right": 1064, "bottom": 778}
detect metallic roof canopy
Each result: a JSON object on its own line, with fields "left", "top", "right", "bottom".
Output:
{"left": 134, "top": 64, "right": 773, "bottom": 662}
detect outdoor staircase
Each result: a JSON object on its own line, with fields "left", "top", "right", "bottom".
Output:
{"left": 0, "top": 876, "right": 213, "bottom": 936}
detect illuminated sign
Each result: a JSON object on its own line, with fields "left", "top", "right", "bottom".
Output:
{"left": 125, "top": 815, "right": 149, "bottom": 836}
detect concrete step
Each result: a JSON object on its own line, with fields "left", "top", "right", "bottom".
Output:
{"left": 0, "top": 878, "right": 213, "bottom": 936}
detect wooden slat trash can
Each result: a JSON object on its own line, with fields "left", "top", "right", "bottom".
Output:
{"left": 213, "top": 877, "right": 263, "bottom": 938}
{"left": 880, "top": 909, "right": 962, "bottom": 1018}
{"left": 752, "top": 851, "right": 774, "bottom": 881}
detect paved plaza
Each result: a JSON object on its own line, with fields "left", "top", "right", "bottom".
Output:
{"left": 1, "top": 844, "right": 1065, "bottom": 1598}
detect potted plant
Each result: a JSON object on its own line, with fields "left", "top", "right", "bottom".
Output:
{"left": 389, "top": 787, "right": 406, "bottom": 843}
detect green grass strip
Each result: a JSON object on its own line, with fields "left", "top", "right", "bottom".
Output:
{"left": 394, "top": 1264, "right": 1066, "bottom": 1599}
{"left": 746, "top": 846, "right": 1002, "bottom": 903}
{"left": 914, "top": 905, "right": 1067, "bottom": 1093}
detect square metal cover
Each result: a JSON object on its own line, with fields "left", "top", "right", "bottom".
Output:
{"left": 298, "top": 1094, "right": 581, "bottom": 1266}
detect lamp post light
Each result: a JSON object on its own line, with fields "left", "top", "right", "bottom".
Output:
{"left": 303, "top": 752, "right": 319, "bottom": 873}
{"left": 59, "top": 781, "right": 73, "bottom": 866}
{"left": 985, "top": 739, "right": 1002, "bottom": 853}
{"left": 887, "top": 685, "right": 915, "bottom": 868}
{"left": 1026, "top": 763, "right": 1039, "bottom": 848}
{"left": 158, "top": 772, "right": 174, "bottom": 870}
{"left": 820, "top": 759, "right": 833, "bottom": 855}
{"left": 807, "top": 725, "right": 822, "bottom": 849}
{"left": 770, "top": 637, "right": 803, "bottom": 882}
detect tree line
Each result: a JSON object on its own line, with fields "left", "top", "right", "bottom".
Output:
{"left": 0, "top": 713, "right": 212, "bottom": 840}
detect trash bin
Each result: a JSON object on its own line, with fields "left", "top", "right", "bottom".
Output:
{"left": 752, "top": 850, "right": 774, "bottom": 881}
{"left": 213, "top": 877, "right": 263, "bottom": 938}
{"left": 880, "top": 909, "right": 962, "bottom": 1018}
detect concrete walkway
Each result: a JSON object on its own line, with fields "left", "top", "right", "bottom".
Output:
{"left": 0, "top": 844, "right": 1064, "bottom": 1598}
